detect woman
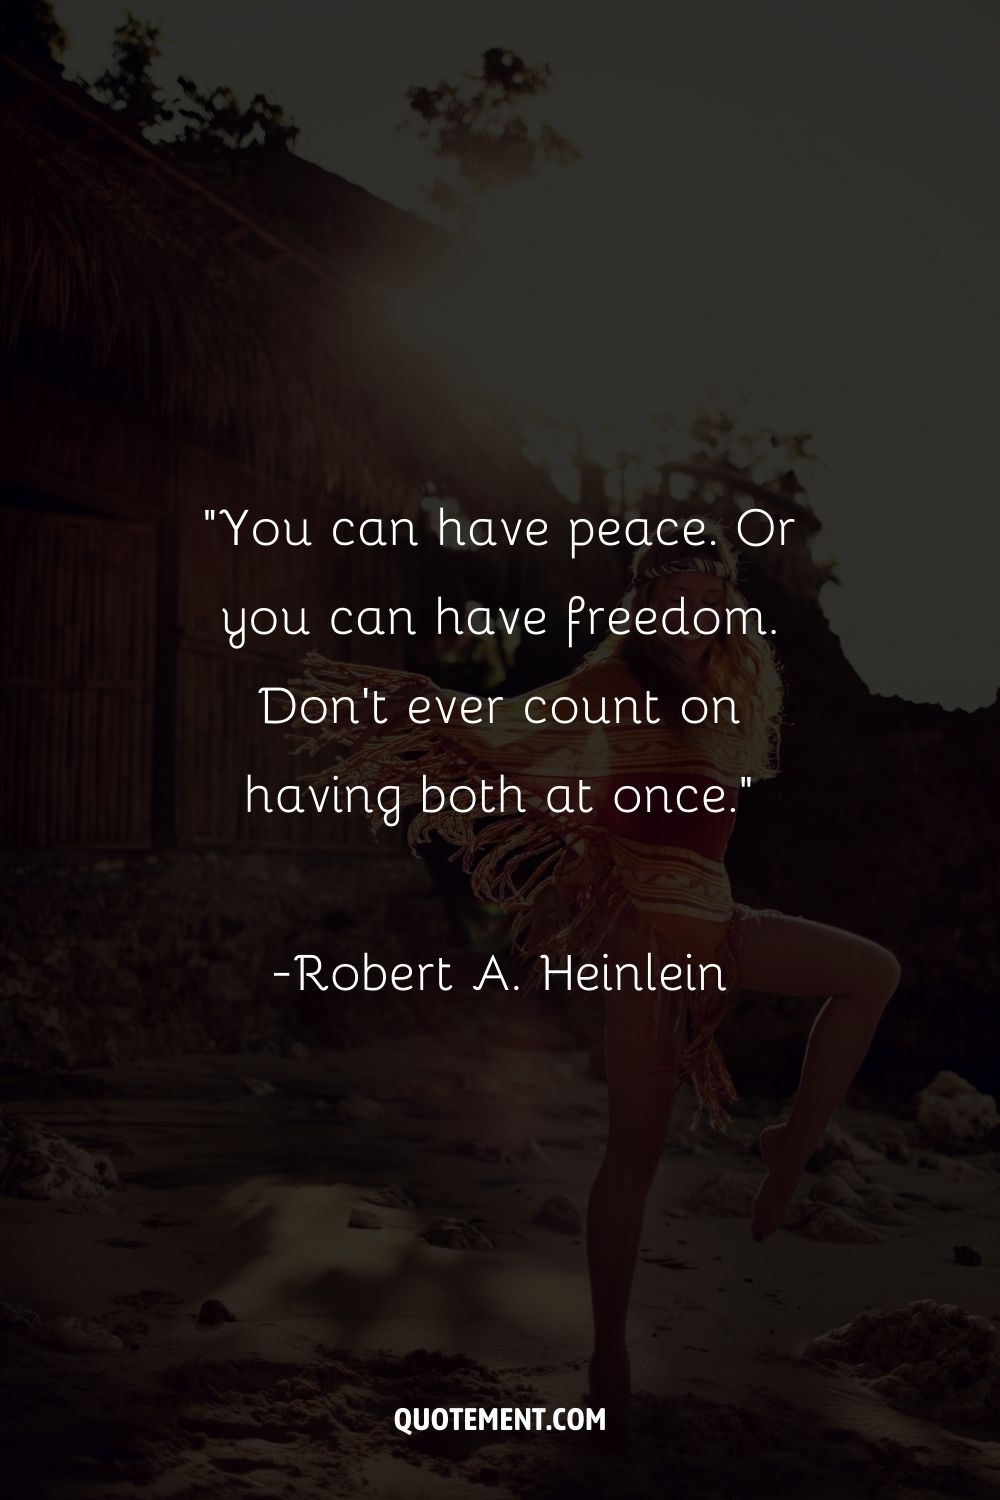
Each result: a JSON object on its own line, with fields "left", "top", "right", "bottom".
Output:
{"left": 293, "top": 522, "right": 901, "bottom": 1434}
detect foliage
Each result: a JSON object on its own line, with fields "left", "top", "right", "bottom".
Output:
{"left": 524, "top": 402, "right": 818, "bottom": 519}
{"left": 85, "top": 11, "right": 298, "bottom": 157}
{"left": 403, "top": 46, "right": 580, "bottom": 219}
{"left": 0, "top": 0, "right": 67, "bottom": 63}
{"left": 88, "top": 11, "right": 169, "bottom": 132}
{"left": 171, "top": 78, "right": 299, "bottom": 157}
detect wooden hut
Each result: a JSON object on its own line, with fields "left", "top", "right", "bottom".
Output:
{"left": 0, "top": 55, "right": 562, "bottom": 852}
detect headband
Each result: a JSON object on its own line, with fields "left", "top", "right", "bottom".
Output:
{"left": 630, "top": 556, "right": 736, "bottom": 587}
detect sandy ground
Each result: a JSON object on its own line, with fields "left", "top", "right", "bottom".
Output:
{"left": 2, "top": 1027, "right": 1000, "bottom": 1500}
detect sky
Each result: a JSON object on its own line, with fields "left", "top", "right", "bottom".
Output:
{"left": 58, "top": 0, "right": 1000, "bottom": 709}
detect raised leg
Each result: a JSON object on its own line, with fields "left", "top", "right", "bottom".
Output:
{"left": 736, "top": 911, "right": 902, "bottom": 1240}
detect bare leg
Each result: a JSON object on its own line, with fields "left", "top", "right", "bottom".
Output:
{"left": 737, "top": 911, "right": 901, "bottom": 1240}
{"left": 587, "top": 951, "right": 681, "bottom": 1435}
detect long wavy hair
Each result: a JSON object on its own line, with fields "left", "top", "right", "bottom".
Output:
{"left": 587, "top": 521, "right": 783, "bottom": 779}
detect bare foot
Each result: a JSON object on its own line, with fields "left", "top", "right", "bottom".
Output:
{"left": 751, "top": 1122, "right": 803, "bottom": 1241}
{"left": 588, "top": 1350, "right": 631, "bottom": 1440}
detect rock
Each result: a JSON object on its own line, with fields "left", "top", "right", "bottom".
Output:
{"left": 115, "top": 1287, "right": 183, "bottom": 1317}
{"left": 687, "top": 1170, "right": 759, "bottom": 1218}
{"left": 41, "top": 1316, "right": 123, "bottom": 1353}
{"left": 420, "top": 1218, "right": 493, "bottom": 1251}
{"left": 335, "top": 1095, "right": 385, "bottom": 1124}
{"left": 0, "top": 849, "right": 452, "bottom": 1072}
{"left": 953, "top": 1245, "right": 983, "bottom": 1267}
{"left": 447, "top": 1136, "right": 516, "bottom": 1165}
{"left": 0, "top": 1113, "right": 116, "bottom": 1201}
{"left": 3, "top": 1001, "right": 75, "bottom": 1069}
{"left": 795, "top": 1206, "right": 883, "bottom": 1244}
{"left": 533, "top": 1195, "right": 583, "bottom": 1234}
{"left": 196, "top": 1299, "right": 236, "bottom": 1326}
{"left": 348, "top": 1208, "right": 383, "bottom": 1230}
{"left": 857, "top": 1183, "right": 915, "bottom": 1227}
{"left": 806, "top": 1121, "right": 884, "bottom": 1171}
{"left": 916, "top": 1072, "right": 999, "bottom": 1151}
{"left": 857, "top": 1182, "right": 917, "bottom": 1230}
{"left": 803, "top": 1299, "right": 1000, "bottom": 1423}
{"left": 871, "top": 1127, "right": 914, "bottom": 1165}
{"left": 363, "top": 1184, "right": 414, "bottom": 1209}
{"left": 449, "top": 1136, "right": 553, "bottom": 1166}
{"left": 821, "top": 1159, "right": 867, "bottom": 1187}
{"left": 0, "top": 1301, "right": 40, "bottom": 1333}
{"left": 917, "top": 1152, "right": 985, "bottom": 1181}
{"left": 810, "top": 1173, "right": 863, "bottom": 1210}
{"left": 241, "top": 1077, "right": 275, "bottom": 1098}
{"left": 921, "top": 1070, "right": 986, "bottom": 1101}
{"left": 288, "top": 1040, "right": 310, "bottom": 1061}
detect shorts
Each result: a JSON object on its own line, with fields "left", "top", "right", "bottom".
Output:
{"left": 602, "top": 902, "right": 785, "bottom": 1091}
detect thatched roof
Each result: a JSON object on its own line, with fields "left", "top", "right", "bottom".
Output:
{"left": 0, "top": 54, "right": 562, "bottom": 518}
{"left": 210, "top": 147, "right": 454, "bottom": 288}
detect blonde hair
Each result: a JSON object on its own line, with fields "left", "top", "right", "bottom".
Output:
{"left": 587, "top": 522, "right": 783, "bottom": 779}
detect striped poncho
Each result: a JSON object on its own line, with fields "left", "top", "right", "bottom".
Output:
{"left": 292, "top": 648, "right": 761, "bottom": 1127}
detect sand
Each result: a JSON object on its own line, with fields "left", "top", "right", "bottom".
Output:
{"left": 2, "top": 1032, "right": 999, "bottom": 1499}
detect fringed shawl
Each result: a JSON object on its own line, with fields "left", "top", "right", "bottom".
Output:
{"left": 291, "top": 651, "right": 756, "bottom": 1127}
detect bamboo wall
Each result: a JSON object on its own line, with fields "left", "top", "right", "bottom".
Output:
{"left": 0, "top": 373, "right": 409, "bottom": 850}
{"left": 0, "top": 504, "right": 156, "bottom": 847}
{"left": 173, "top": 446, "right": 407, "bottom": 846}
{"left": 0, "top": 371, "right": 168, "bottom": 518}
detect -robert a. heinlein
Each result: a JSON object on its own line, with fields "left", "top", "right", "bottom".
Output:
{"left": 274, "top": 952, "right": 726, "bottom": 994}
